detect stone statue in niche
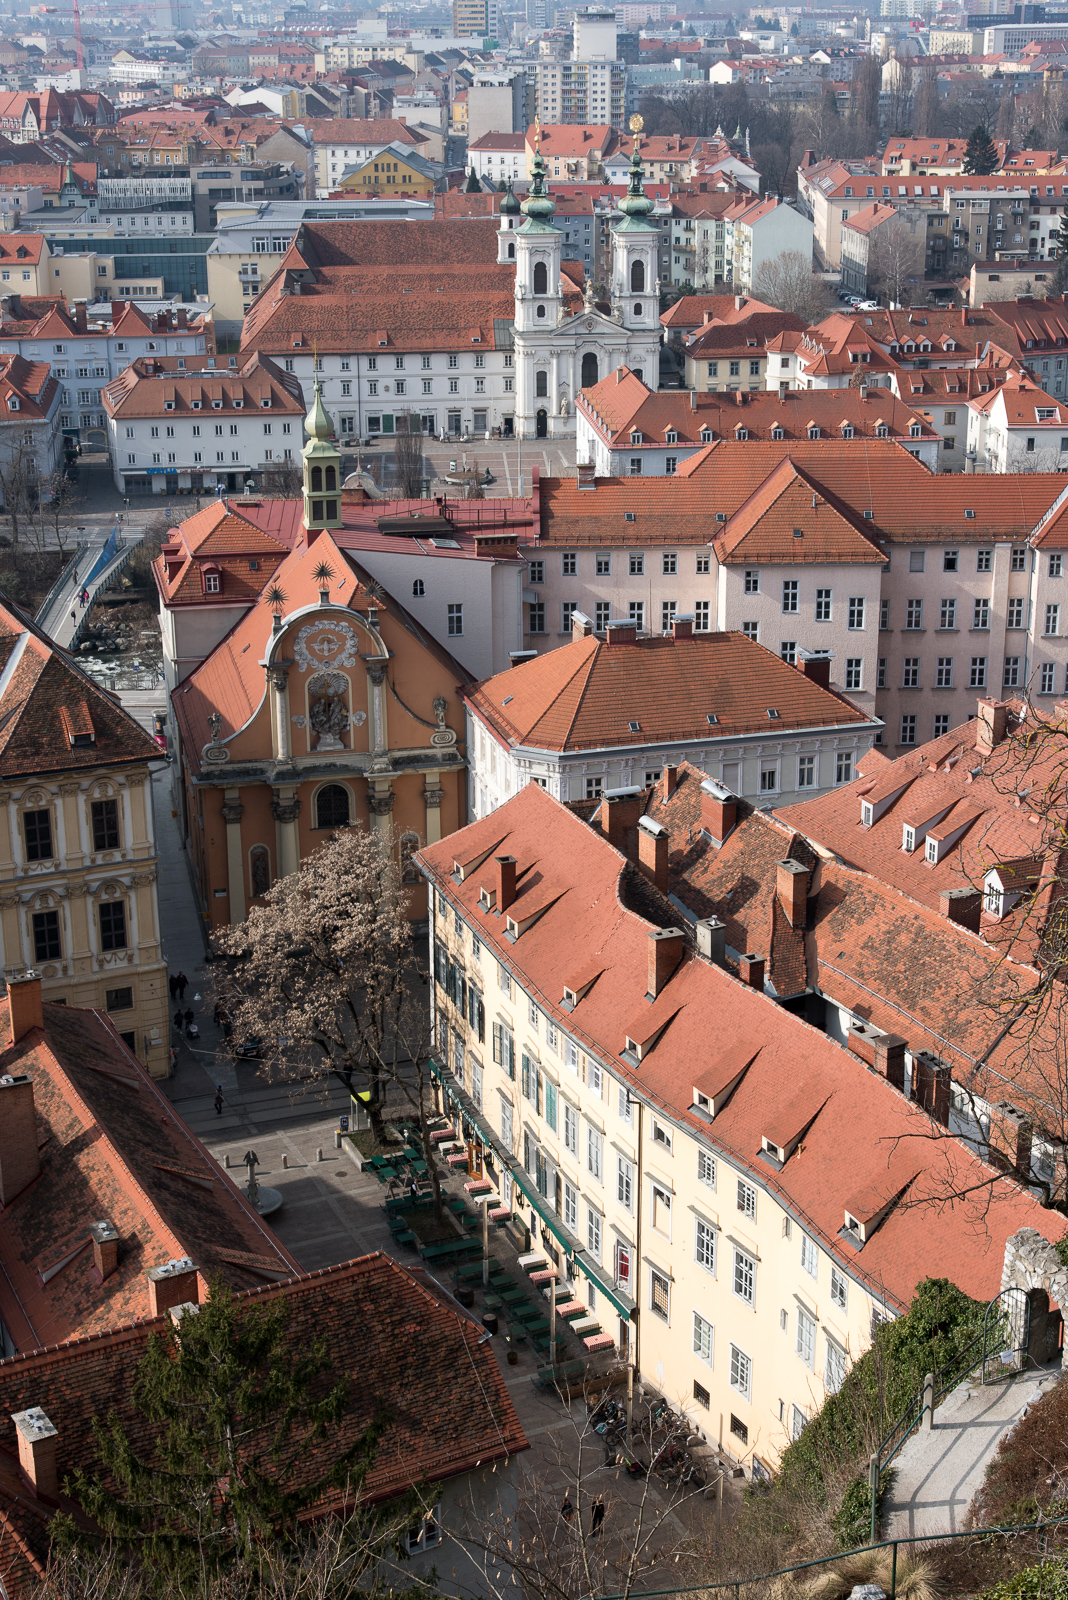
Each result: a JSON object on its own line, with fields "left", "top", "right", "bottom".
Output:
{"left": 308, "top": 672, "right": 350, "bottom": 751}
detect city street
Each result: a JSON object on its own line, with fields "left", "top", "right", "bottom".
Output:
{"left": 346, "top": 434, "right": 575, "bottom": 496}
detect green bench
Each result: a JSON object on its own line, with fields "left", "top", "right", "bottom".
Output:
{"left": 419, "top": 1238, "right": 481, "bottom": 1262}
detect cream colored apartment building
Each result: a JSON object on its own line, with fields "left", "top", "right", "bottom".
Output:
{"left": 419, "top": 785, "right": 1052, "bottom": 1473}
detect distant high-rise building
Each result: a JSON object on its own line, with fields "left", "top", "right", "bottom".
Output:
{"left": 573, "top": 6, "right": 617, "bottom": 60}
{"left": 453, "top": 0, "right": 500, "bottom": 37}
{"left": 155, "top": 0, "right": 195, "bottom": 31}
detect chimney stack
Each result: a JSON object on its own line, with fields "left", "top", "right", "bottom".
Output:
{"left": 975, "top": 697, "right": 1009, "bottom": 752}
{"left": 0, "top": 1072, "right": 40, "bottom": 1205}
{"left": 700, "top": 779, "right": 736, "bottom": 846}
{"left": 7, "top": 972, "right": 42, "bottom": 1042}
{"left": 600, "top": 786, "right": 643, "bottom": 854}
{"left": 73, "top": 303, "right": 87, "bottom": 334}
{"left": 145, "top": 1258, "right": 200, "bottom": 1319}
{"left": 776, "top": 859, "right": 810, "bottom": 928}
{"left": 671, "top": 614, "right": 694, "bottom": 641}
{"left": 663, "top": 764, "right": 678, "bottom": 798}
{"left": 873, "top": 1032, "right": 906, "bottom": 1092}
{"left": 647, "top": 927, "right": 685, "bottom": 999}
{"left": 89, "top": 1219, "right": 120, "bottom": 1282}
{"left": 11, "top": 1408, "right": 58, "bottom": 1500}
{"left": 571, "top": 610, "right": 593, "bottom": 639}
{"left": 938, "top": 887, "right": 982, "bottom": 932}
{"left": 695, "top": 916, "right": 726, "bottom": 966}
{"left": 496, "top": 855, "right": 517, "bottom": 913}
{"left": 796, "top": 649, "right": 832, "bottom": 690}
{"left": 637, "top": 815, "right": 669, "bottom": 891}
{"left": 989, "top": 1101, "right": 1033, "bottom": 1181}
{"left": 912, "top": 1051, "right": 951, "bottom": 1127}
{"left": 605, "top": 620, "right": 636, "bottom": 645}
{"left": 738, "top": 953, "right": 765, "bottom": 990}
{"left": 576, "top": 461, "right": 596, "bottom": 490}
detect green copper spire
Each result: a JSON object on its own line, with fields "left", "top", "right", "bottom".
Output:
{"left": 618, "top": 139, "right": 653, "bottom": 220}
{"left": 305, "top": 378, "right": 333, "bottom": 441}
{"left": 500, "top": 179, "right": 520, "bottom": 215}
{"left": 521, "top": 120, "right": 556, "bottom": 225}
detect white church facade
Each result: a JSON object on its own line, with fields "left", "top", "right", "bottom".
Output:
{"left": 503, "top": 133, "right": 663, "bottom": 440}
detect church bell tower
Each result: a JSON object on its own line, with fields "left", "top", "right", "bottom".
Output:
{"left": 610, "top": 117, "right": 660, "bottom": 335}
{"left": 302, "top": 380, "right": 342, "bottom": 534}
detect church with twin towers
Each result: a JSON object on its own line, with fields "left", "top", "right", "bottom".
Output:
{"left": 500, "top": 124, "right": 663, "bottom": 439}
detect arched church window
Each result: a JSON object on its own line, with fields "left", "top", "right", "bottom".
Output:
{"left": 633, "top": 304, "right": 642, "bottom": 318}
{"left": 508, "top": 242, "right": 515, "bottom": 258}
{"left": 537, "top": 306, "right": 546, "bottom": 319}
{"left": 325, "top": 465, "right": 336, "bottom": 491}
{"left": 536, "top": 370, "right": 548, "bottom": 397}
{"left": 316, "top": 784, "right": 350, "bottom": 830}
{"left": 533, "top": 261, "right": 548, "bottom": 295}
{"left": 630, "top": 260, "right": 645, "bottom": 292}
{"left": 399, "top": 831, "right": 420, "bottom": 883}
{"left": 311, "top": 465, "right": 322, "bottom": 492}
{"left": 249, "top": 845, "right": 270, "bottom": 898}
{"left": 581, "top": 352, "right": 599, "bottom": 388}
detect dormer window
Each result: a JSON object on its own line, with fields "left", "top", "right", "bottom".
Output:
{"left": 233, "top": 398, "right": 243, "bottom": 409}
{"left": 164, "top": 400, "right": 174, "bottom": 410}
{"left": 925, "top": 837, "right": 939, "bottom": 865}
{"left": 665, "top": 430, "right": 677, "bottom": 444}
{"left": 876, "top": 424, "right": 888, "bottom": 437}
{"left": 735, "top": 427, "right": 748, "bottom": 441}
{"left": 902, "top": 826, "right": 916, "bottom": 853}
{"left": 191, "top": 400, "right": 201, "bottom": 410}
{"left": 771, "top": 426, "right": 783, "bottom": 440}
{"left": 909, "top": 423, "right": 921, "bottom": 438}
{"left": 808, "top": 426, "right": 820, "bottom": 440}
{"left": 861, "top": 802, "right": 873, "bottom": 827}
{"left": 261, "top": 398, "right": 271, "bottom": 408}
{"left": 479, "top": 886, "right": 497, "bottom": 911}
{"left": 841, "top": 425, "right": 854, "bottom": 439}
{"left": 630, "top": 430, "right": 642, "bottom": 444}
{"left": 204, "top": 571, "right": 220, "bottom": 594}
{"left": 212, "top": 400, "right": 223, "bottom": 409}
{"left": 6, "top": 397, "right": 17, "bottom": 410}
{"left": 694, "top": 1089, "right": 711, "bottom": 1114}
{"left": 700, "top": 428, "right": 713, "bottom": 443}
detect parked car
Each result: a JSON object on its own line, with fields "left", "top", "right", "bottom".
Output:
{"left": 233, "top": 1035, "right": 265, "bottom": 1060}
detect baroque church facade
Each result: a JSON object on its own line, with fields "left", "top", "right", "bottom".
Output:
{"left": 503, "top": 132, "right": 663, "bottom": 440}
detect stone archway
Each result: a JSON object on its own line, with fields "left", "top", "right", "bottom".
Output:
{"left": 1002, "top": 1229, "right": 1068, "bottom": 1369}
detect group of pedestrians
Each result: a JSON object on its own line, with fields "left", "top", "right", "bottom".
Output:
{"left": 167, "top": 966, "right": 226, "bottom": 1117}
{"left": 560, "top": 1494, "right": 605, "bottom": 1537}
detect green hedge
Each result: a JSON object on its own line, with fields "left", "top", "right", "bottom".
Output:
{"left": 980, "top": 1558, "right": 1068, "bottom": 1598}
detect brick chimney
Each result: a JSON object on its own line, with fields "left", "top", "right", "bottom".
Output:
{"left": 11, "top": 1408, "right": 58, "bottom": 1499}
{"left": 975, "top": 697, "right": 1009, "bottom": 752}
{"left": 938, "top": 887, "right": 982, "bottom": 932}
{"left": 776, "top": 859, "right": 810, "bottom": 928}
{"left": 912, "top": 1051, "right": 951, "bottom": 1127}
{"left": 738, "top": 953, "right": 765, "bottom": 989}
{"left": 600, "top": 786, "right": 643, "bottom": 854}
{"left": 637, "top": 815, "right": 668, "bottom": 890}
{"left": 576, "top": 461, "right": 596, "bottom": 490}
{"left": 7, "top": 972, "right": 43, "bottom": 1041}
{"left": 700, "top": 779, "right": 736, "bottom": 846}
{"left": 989, "top": 1101, "right": 1033, "bottom": 1180}
{"left": 73, "top": 303, "right": 87, "bottom": 334}
{"left": 647, "top": 927, "right": 685, "bottom": 999}
{"left": 797, "top": 650, "right": 832, "bottom": 689}
{"left": 873, "top": 1032, "right": 906, "bottom": 1092}
{"left": 89, "top": 1219, "right": 119, "bottom": 1282}
{"left": 571, "top": 610, "right": 593, "bottom": 639}
{"left": 0, "top": 1071, "right": 40, "bottom": 1205}
{"left": 496, "top": 855, "right": 517, "bottom": 912}
{"left": 146, "top": 1258, "right": 200, "bottom": 1319}
{"left": 663, "top": 764, "right": 678, "bottom": 797}
{"left": 695, "top": 916, "right": 726, "bottom": 966}
{"left": 671, "top": 614, "right": 694, "bottom": 641}
{"left": 605, "top": 620, "right": 636, "bottom": 645}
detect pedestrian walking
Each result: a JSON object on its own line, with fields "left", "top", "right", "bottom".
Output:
{"left": 173, "top": 1009, "right": 183, "bottom": 1033}
{"left": 183, "top": 1007, "right": 194, "bottom": 1031}
{"left": 69, "top": 609, "right": 76, "bottom": 623}
{"left": 176, "top": 972, "right": 188, "bottom": 1000}
{"left": 214, "top": 1085, "right": 224, "bottom": 1115}
{"left": 169, "top": 975, "right": 178, "bottom": 1001}
{"left": 560, "top": 1495, "right": 574, "bottom": 1524}
{"left": 590, "top": 1496, "right": 605, "bottom": 1538}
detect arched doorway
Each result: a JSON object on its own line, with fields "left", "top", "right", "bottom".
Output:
{"left": 581, "top": 352, "right": 599, "bottom": 388}
{"left": 536, "top": 409, "right": 548, "bottom": 438}
{"left": 315, "top": 783, "right": 351, "bottom": 829}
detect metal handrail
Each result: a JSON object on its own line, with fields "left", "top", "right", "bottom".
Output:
{"left": 581, "top": 1513, "right": 1068, "bottom": 1600}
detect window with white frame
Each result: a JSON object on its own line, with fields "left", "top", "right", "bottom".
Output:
{"left": 693, "top": 1310, "right": 714, "bottom": 1365}
{"left": 698, "top": 1149, "right": 716, "bottom": 1188}
{"left": 652, "top": 1120, "right": 671, "bottom": 1152}
{"left": 565, "top": 1038, "right": 579, "bottom": 1074}
{"left": 797, "top": 1306, "right": 816, "bottom": 1368}
{"left": 737, "top": 1179, "right": 756, "bottom": 1219}
{"left": 729, "top": 1343, "right": 751, "bottom": 1399}
{"left": 835, "top": 752, "right": 853, "bottom": 786}
{"left": 618, "top": 1084, "right": 632, "bottom": 1124}
{"left": 650, "top": 1266, "right": 670, "bottom": 1321}
{"left": 617, "top": 1154, "right": 633, "bottom": 1210}
{"left": 733, "top": 1248, "right": 755, "bottom": 1306}
{"left": 564, "top": 1102, "right": 578, "bottom": 1155}
{"left": 587, "top": 1205, "right": 602, "bottom": 1259}
{"left": 825, "top": 1338, "right": 847, "bottom": 1395}
{"left": 695, "top": 1216, "right": 716, "bottom": 1272}
{"left": 801, "top": 1234, "right": 818, "bottom": 1278}
{"left": 587, "top": 1124, "right": 603, "bottom": 1179}
{"left": 563, "top": 1179, "right": 577, "bottom": 1232}
{"left": 830, "top": 1265, "right": 848, "bottom": 1311}
{"left": 651, "top": 1181, "right": 672, "bottom": 1235}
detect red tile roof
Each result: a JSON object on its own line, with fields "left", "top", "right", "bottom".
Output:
{"left": 713, "top": 456, "right": 887, "bottom": 565}
{"left": 0, "top": 1252, "right": 528, "bottom": 1596}
{"left": 418, "top": 785, "right": 1066, "bottom": 1314}
{"left": 464, "top": 628, "right": 872, "bottom": 753}
{"left": 103, "top": 351, "right": 304, "bottom": 421}
{"left": 0, "top": 601, "right": 160, "bottom": 779}
{"left": 0, "top": 997, "right": 301, "bottom": 1355}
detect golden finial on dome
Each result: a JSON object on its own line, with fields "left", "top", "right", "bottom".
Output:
{"left": 533, "top": 114, "right": 541, "bottom": 151}
{"left": 629, "top": 114, "right": 644, "bottom": 133}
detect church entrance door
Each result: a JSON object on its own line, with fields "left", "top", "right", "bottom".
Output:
{"left": 536, "top": 409, "right": 548, "bottom": 438}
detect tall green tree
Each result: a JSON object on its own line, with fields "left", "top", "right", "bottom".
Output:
{"left": 963, "top": 123, "right": 998, "bottom": 174}
{"left": 59, "top": 1280, "right": 385, "bottom": 1595}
